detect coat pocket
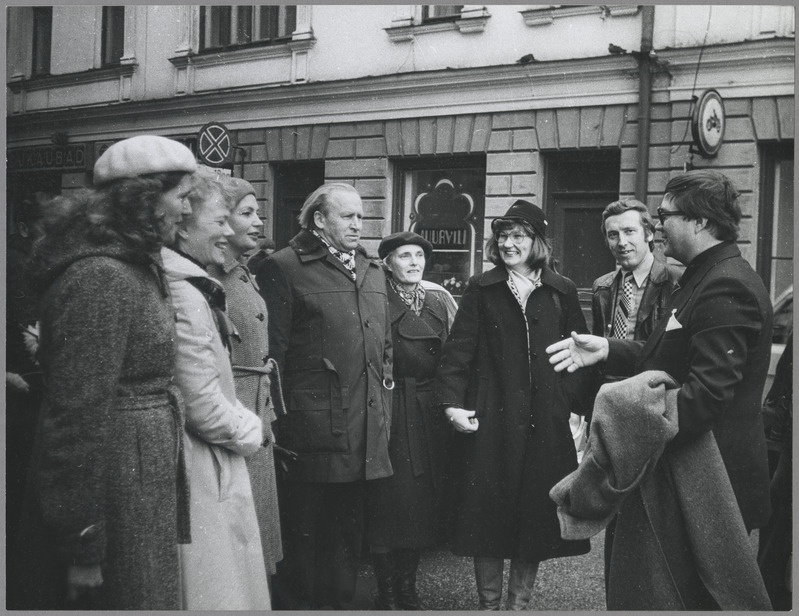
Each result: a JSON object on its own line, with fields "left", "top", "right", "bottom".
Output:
{"left": 282, "top": 387, "right": 351, "bottom": 453}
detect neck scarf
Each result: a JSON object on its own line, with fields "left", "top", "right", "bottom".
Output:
{"left": 507, "top": 268, "right": 542, "bottom": 310}
{"left": 312, "top": 229, "right": 356, "bottom": 280}
{"left": 389, "top": 276, "right": 426, "bottom": 316}
{"left": 184, "top": 275, "right": 241, "bottom": 353}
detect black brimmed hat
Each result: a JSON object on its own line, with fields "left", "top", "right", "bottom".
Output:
{"left": 491, "top": 199, "right": 548, "bottom": 238}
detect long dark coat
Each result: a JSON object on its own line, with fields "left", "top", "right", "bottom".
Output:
{"left": 368, "top": 286, "right": 451, "bottom": 548}
{"left": 10, "top": 225, "right": 188, "bottom": 610}
{"left": 256, "top": 229, "right": 393, "bottom": 482}
{"left": 606, "top": 242, "right": 773, "bottom": 530}
{"left": 434, "top": 265, "right": 592, "bottom": 562}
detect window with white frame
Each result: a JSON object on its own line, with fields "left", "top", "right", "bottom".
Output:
{"left": 31, "top": 6, "right": 52, "bottom": 76}
{"left": 199, "top": 5, "right": 297, "bottom": 51}
{"left": 422, "top": 5, "right": 464, "bottom": 22}
{"left": 101, "top": 6, "right": 125, "bottom": 66}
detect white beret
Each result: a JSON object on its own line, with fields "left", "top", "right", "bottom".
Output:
{"left": 93, "top": 135, "right": 197, "bottom": 185}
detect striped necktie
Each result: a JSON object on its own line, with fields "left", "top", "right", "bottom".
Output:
{"left": 611, "top": 271, "right": 634, "bottom": 339}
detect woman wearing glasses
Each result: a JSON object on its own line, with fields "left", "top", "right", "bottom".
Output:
{"left": 435, "top": 200, "right": 592, "bottom": 610}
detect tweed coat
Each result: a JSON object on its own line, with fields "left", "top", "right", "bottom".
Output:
{"left": 10, "top": 225, "right": 187, "bottom": 610}
{"left": 162, "top": 248, "right": 271, "bottom": 610}
{"left": 591, "top": 255, "right": 682, "bottom": 341}
{"left": 209, "top": 253, "right": 283, "bottom": 575}
{"left": 605, "top": 242, "right": 773, "bottom": 530}
{"left": 551, "top": 371, "right": 771, "bottom": 610}
{"left": 368, "top": 284, "right": 451, "bottom": 548}
{"left": 256, "top": 229, "right": 393, "bottom": 483}
{"left": 434, "top": 265, "right": 592, "bottom": 561}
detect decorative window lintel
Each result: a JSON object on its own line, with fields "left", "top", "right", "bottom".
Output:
{"left": 521, "top": 5, "right": 639, "bottom": 28}
{"left": 386, "top": 6, "right": 490, "bottom": 42}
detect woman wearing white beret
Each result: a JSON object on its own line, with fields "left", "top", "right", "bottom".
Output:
{"left": 10, "top": 136, "right": 196, "bottom": 609}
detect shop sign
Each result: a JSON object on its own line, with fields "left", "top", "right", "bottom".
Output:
{"left": 7, "top": 144, "right": 88, "bottom": 172}
{"left": 418, "top": 227, "right": 469, "bottom": 249}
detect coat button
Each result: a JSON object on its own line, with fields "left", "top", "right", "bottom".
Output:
{"left": 368, "top": 398, "right": 375, "bottom": 407}
{"left": 530, "top": 423, "right": 536, "bottom": 430}
{"left": 531, "top": 353, "right": 537, "bottom": 359}
{"left": 532, "top": 386, "right": 539, "bottom": 394}
{"left": 364, "top": 320, "right": 371, "bottom": 328}
{"left": 367, "top": 360, "right": 373, "bottom": 368}
{"left": 532, "top": 316, "right": 540, "bottom": 323}
{"left": 240, "top": 274, "right": 249, "bottom": 283}
{"left": 256, "top": 313, "right": 265, "bottom": 321}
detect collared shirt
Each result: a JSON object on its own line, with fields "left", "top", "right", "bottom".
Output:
{"left": 613, "top": 250, "right": 655, "bottom": 340}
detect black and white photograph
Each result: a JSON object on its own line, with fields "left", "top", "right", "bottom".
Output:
{"left": 4, "top": 3, "right": 794, "bottom": 611}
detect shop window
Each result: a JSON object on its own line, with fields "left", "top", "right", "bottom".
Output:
{"left": 200, "top": 5, "right": 297, "bottom": 51}
{"left": 758, "top": 141, "right": 794, "bottom": 300}
{"left": 272, "top": 161, "right": 325, "bottom": 250}
{"left": 394, "top": 156, "right": 486, "bottom": 301}
{"left": 422, "top": 5, "right": 464, "bottom": 22}
{"left": 31, "top": 6, "right": 52, "bottom": 76}
{"left": 543, "top": 149, "right": 620, "bottom": 322}
{"left": 101, "top": 6, "right": 125, "bottom": 66}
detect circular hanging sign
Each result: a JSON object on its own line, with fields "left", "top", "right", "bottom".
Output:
{"left": 691, "top": 89, "right": 725, "bottom": 158}
{"left": 197, "top": 122, "right": 232, "bottom": 166}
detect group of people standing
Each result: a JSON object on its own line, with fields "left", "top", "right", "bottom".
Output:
{"left": 5, "top": 133, "right": 782, "bottom": 611}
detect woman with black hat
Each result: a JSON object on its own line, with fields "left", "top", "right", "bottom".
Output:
{"left": 367, "top": 231, "right": 453, "bottom": 610}
{"left": 434, "top": 200, "right": 592, "bottom": 610}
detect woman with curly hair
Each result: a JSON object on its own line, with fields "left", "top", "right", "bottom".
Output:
{"left": 9, "top": 136, "right": 196, "bottom": 610}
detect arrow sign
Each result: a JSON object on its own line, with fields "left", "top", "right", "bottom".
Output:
{"left": 197, "top": 122, "right": 232, "bottom": 166}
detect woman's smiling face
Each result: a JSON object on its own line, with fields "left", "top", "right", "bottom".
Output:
{"left": 226, "top": 194, "right": 263, "bottom": 259}
{"left": 497, "top": 223, "right": 533, "bottom": 272}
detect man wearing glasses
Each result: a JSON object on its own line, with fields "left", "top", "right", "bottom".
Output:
{"left": 547, "top": 169, "right": 773, "bottom": 607}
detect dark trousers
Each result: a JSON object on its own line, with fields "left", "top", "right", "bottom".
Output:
{"left": 272, "top": 479, "right": 366, "bottom": 610}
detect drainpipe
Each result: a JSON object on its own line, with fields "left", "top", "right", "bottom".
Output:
{"left": 635, "top": 5, "right": 655, "bottom": 203}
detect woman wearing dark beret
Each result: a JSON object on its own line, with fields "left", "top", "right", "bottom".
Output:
{"left": 367, "top": 231, "right": 454, "bottom": 610}
{"left": 434, "top": 200, "right": 593, "bottom": 610}
{"left": 11, "top": 136, "right": 196, "bottom": 609}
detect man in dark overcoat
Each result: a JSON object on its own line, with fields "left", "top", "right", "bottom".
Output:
{"left": 255, "top": 182, "right": 393, "bottom": 609}
{"left": 548, "top": 169, "right": 774, "bottom": 609}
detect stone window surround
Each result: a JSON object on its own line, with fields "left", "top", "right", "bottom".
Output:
{"left": 168, "top": 5, "right": 315, "bottom": 91}
{"left": 385, "top": 5, "right": 491, "bottom": 42}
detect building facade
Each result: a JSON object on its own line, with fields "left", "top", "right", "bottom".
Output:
{"left": 6, "top": 4, "right": 795, "bottom": 308}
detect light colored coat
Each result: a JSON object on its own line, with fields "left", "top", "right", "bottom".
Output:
{"left": 162, "top": 247, "right": 270, "bottom": 610}
{"left": 210, "top": 254, "right": 283, "bottom": 575}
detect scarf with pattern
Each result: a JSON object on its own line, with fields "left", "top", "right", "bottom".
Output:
{"left": 389, "top": 276, "right": 426, "bottom": 316}
{"left": 312, "top": 229, "right": 356, "bottom": 280}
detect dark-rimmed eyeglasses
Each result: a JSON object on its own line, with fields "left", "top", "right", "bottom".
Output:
{"left": 656, "top": 207, "right": 686, "bottom": 225}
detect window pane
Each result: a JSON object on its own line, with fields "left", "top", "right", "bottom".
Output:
{"left": 236, "top": 6, "right": 253, "bottom": 44}
{"left": 210, "top": 6, "right": 231, "bottom": 48}
{"left": 32, "top": 7, "right": 52, "bottom": 75}
{"left": 283, "top": 5, "right": 297, "bottom": 36}
{"left": 202, "top": 4, "right": 295, "bottom": 49}
{"left": 102, "top": 6, "right": 125, "bottom": 66}
{"left": 259, "top": 6, "right": 279, "bottom": 40}
{"left": 424, "top": 5, "right": 463, "bottom": 21}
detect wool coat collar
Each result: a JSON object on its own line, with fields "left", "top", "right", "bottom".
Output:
{"left": 288, "top": 229, "right": 376, "bottom": 287}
